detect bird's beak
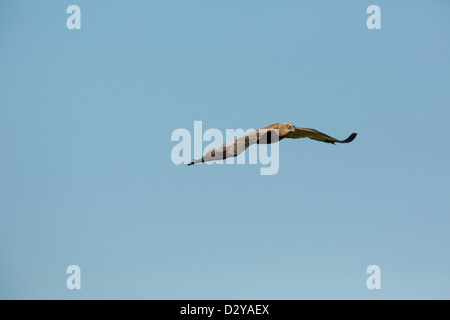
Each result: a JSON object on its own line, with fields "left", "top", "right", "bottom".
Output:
{"left": 290, "top": 126, "right": 296, "bottom": 132}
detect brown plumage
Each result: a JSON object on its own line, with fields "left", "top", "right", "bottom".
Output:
{"left": 187, "top": 123, "right": 357, "bottom": 166}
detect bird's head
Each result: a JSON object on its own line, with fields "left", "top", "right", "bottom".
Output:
{"left": 279, "top": 123, "right": 296, "bottom": 137}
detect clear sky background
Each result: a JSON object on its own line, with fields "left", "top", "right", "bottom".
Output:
{"left": 1, "top": 0, "right": 449, "bottom": 299}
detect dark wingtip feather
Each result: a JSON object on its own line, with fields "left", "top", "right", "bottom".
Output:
{"left": 187, "top": 161, "right": 195, "bottom": 166}
{"left": 340, "top": 132, "right": 357, "bottom": 143}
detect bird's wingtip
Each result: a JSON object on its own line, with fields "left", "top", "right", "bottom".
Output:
{"left": 341, "top": 132, "right": 357, "bottom": 143}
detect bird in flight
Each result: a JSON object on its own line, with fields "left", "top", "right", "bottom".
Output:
{"left": 187, "top": 123, "right": 357, "bottom": 166}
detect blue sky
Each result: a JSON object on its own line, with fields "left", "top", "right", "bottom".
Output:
{"left": 1, "top": 0, "right": 449, "bottom": 299}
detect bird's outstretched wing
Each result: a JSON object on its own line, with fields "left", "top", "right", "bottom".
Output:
{"left": 187, "top": 128, "right": 278, "bottom": 165}
{"left": 286, "top": 127, "right": 357, "bottom": 144}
